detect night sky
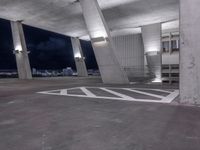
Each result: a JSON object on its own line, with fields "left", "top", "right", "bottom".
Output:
{"left": 0, "top": 18, "right": 98, "bottom": 70}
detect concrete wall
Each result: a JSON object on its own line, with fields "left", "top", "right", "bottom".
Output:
{"left": 180, "top": 0, "right": 200, "bottom": 105}
{"left": 162, "top": 52, "right": 179, "bottom": 65}
{"left": 112, "top": 34, "right": 144, "bottom": 78}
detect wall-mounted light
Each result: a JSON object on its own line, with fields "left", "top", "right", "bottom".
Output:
{"left": 152, "top": 78, "right": 162, "bottom": 83}
{"left": 145, "top": 51, "right": 160, "bottom": 56}
{"left": 15, "top": 45, "right": 23, "bottom": 52}
{"left": 13, "top": 50, "right": 22, "bottom": 54}
{"left": 13, "top": 49, "right": 30, "bottom": 54}
{"left": 74, "top": 52, "right": 81, "bottom": 58}
{"left": 91, "top": 37, "right": 108, "bottom": 45}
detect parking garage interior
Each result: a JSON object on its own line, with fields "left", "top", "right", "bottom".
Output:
{"left": 0, "top": 0, "right": 200, "bottom": 150}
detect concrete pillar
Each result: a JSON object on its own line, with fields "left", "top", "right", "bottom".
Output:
{"left": 11, "top": 21, "right": 32, "bottom": 79}
{"left": 79, "top": 0, "right": 129, "bottom": 84}
{"left": 141, "top": 23, "right": 162, "bottom": 82}
{"left": 71, "top": 37, "right": 88, "bottom": 77}
{"left": 180, "top": 0, "right": 200, "bottom": 105}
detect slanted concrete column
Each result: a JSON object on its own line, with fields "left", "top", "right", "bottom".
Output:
{"left": 141, "top": 23, "right": 162, "bottom": 82}
{"left": 11, "top": 21, "right": 32, "bottom": 79}
{"left": 79, "top": 0, "right": 129, "bottom": 84}
{"left": 180, "top": 0, "right": 200, "bottom": 105}
{"left": 71, "top": 37, "right": 88, "bottom": 77}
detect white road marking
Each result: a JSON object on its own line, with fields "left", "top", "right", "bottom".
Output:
{"left": 147, "top": 89, "right": 172, "bottom": 93}
{"left": 60, "top": 89, "right": 68, "bottom": 95}
{"left": 85, "top": 86, "right": 172, "bottom": 93}
{"left": 38, "top": 89, "right": 60, "bottom": 94}
{"left": 123, "top": 88, "right": 164, "bottom": 99}
{"left": 100, "top": 88, "right": 135, "bottom": 100}
{"left": 38, "top": 87, "right": 179, "bottom": 104}
{"left": 161, "top": 90, "right": 179, "bottom": 103}
{"left": 63, "top": 94, "right": 136, "bottom": 102}
{"left": 80, "top": 87, "right": 96, "bottom": 97}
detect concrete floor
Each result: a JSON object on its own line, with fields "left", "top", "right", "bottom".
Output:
{"left": 0, "top": 77, "right": 200, "bottom": 150}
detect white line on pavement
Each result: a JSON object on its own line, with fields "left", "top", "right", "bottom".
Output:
{"left": 100, "top": 88, "right": 135, "bottom": 100}
{"left": 80, "top": 87, "right": 96, "bottom": 97}
{"left": 161, "top": 90, "right": 179, "bottom": 103}
{"left": 123, "top": 88, "right": 164, "bottom": 99}
{"left": 38, "top": 87, "right": 179, "bottom": 104}
{"left": 60, "top": 89, "right": 68, "bottom": 95}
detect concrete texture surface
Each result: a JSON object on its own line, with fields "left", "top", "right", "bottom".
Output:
{"left": 142, "top": 23, "right": 162, "bottom": 82}
{"left": 113, "top": 34, "right": 145, "bottom": 79}
{"left": 180, "top": 0, "right": 200, "bottom": 105}
{"left": 0, "top": 0, "right": 179, "bottom": 39}
{"left": 80, "top": 0, "right": 129, "bottom": 84}
{"left": 0, "top": 77, "right": 200, "bottom": 150}
{"left": 11, "top": 21, "right": 32, "bottom": 79}
{"left": 71, "top": 37, "right": 88, "bottom": 77}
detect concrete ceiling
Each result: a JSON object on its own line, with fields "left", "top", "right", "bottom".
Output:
{"left": 0, "top": 0, "right": 179, "bottom": 40}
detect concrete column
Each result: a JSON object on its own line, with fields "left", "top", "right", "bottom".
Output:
{"left": 11, "top": 21, "right": 32, "bottom": 79}
{"left": 142, "top": 23, "right": 162, "bottom": 82}
{"left": 79, "top": 0, "right": 129, "bottom": 84}
{"left": 71, "top": 37, "right": 88, "bottom": 77}
{"left": 180, "top": 0, "right": 200, "bottom": 105}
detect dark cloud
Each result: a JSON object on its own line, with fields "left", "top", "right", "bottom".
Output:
{"left": 36, "top": 37, "right": 66, "bottom": 51}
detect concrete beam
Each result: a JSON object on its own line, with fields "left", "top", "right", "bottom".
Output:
{"left": 11, "top": 21, "right": 32, "bottom": 79}
{"left": 142, "top": 23, "right": 162, "bottom": 82}
{"left": 79, "top": 0, "right": 129, "bottom": 84}
{"left": 71, "top": 37, "right": 88, "bottom": 77}
{"left": 180, "top": 0, "right": 200, "bottom": 105}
